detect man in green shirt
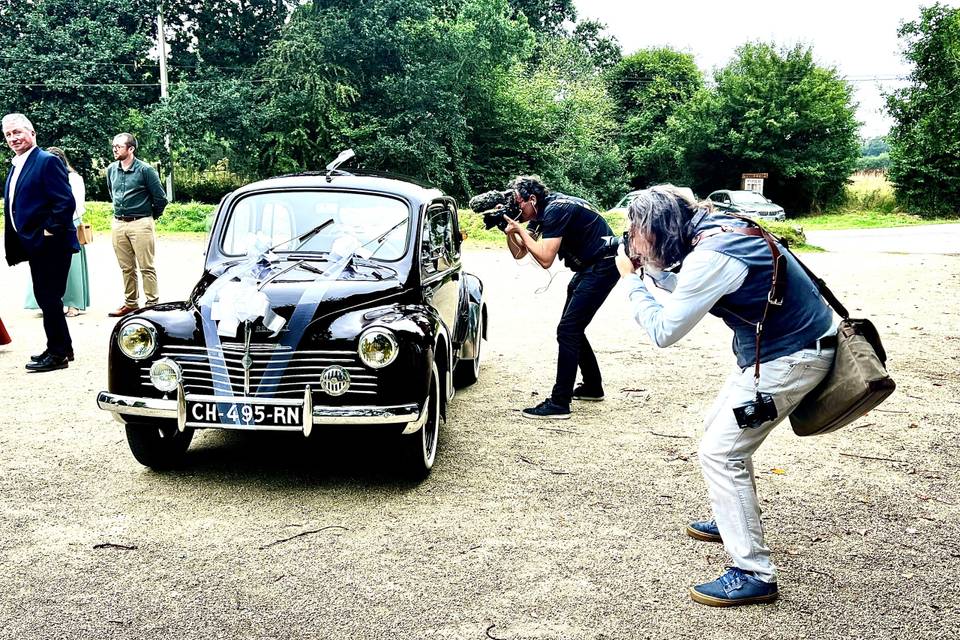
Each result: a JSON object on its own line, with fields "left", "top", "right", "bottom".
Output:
{"left": 106, "top": 132, "right": 167, "bottom": 317}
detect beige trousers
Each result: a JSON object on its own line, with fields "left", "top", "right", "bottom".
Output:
{"left": 111, "top": 216, "right": 159, "bottom": 307}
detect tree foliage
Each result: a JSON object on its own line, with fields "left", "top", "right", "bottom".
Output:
{"left": 605, "top": 48, "right": 704, "bottom": 189}
{"left": 886, "top": 3, "right": 960, "bottom": 216}
{"left": 673, "top": 43, "right": 859, "bottom": 212}
{"left": 861, "top": 136, "right": 889, "bottom": 157}
{"left": 0, "top": 1, "right": 867, "bottom": 213}
{"left": 0, "top": 0, "right": 156, "bottom": 190}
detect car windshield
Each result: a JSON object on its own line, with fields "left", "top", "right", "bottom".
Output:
{"left": 731, "top": 191, "right": 769, "bottom": 204}
{"left": 221, "top": 191, "right": 410, "bottom": 260}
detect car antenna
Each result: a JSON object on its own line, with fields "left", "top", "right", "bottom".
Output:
{"left": 325, "top": 148, "right": 355, "bottom": 182}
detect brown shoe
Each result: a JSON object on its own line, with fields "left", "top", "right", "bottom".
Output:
{"left": 108, "top": 305, "right": 139, "bottom": 317}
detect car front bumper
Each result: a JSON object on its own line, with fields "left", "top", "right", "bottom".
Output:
{"left": 97, "top": 388, "right": 426, "bottom": 436}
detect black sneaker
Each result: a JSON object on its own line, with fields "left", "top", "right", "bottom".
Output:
{"left": 522, "top": 399, "right": 571, "bottom": 420}
{"left": 572, "top": 383, "right": 604, "bottom": 401}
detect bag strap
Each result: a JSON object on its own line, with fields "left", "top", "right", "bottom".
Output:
{"left": 693, "top": 215, "right": 787, "bottom": 390}
{"left": 775, "top": 245, "right": 850, "bottom": 320}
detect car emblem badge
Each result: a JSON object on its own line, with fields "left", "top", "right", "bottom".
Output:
{"left": 319, "top": 365, "right": 350, "bottom": 396}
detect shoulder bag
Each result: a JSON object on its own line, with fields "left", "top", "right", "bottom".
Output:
{"left": 697, "top": 215, "right": 896, "bottom": 436}
{"left": 77, "top": 223, "right": 93, "bottom": 245}
{"left": 784, "top": 252, "right": 896, "bottom": 436}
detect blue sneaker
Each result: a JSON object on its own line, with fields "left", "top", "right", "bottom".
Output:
{"left": 686, "top": 519, "right": 722, "bottom": 543}
{"left": 690, "top": 567, "right": 779, "bottom": 607}
{"left": 522, "top": 399, "right": 571, "bottom": 420}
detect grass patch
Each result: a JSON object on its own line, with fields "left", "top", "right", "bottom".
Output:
{"left": 791, "top": 210, "right": 956, "bottom": 230}
{"left": 84, "top": 201, "right": 216, "bottom": 233}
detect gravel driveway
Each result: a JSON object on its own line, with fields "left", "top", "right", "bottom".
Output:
{"left": 0, "top": 233, "right": 957, "bottom": 639}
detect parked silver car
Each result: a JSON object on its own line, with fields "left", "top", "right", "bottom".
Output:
{"left": 706, "top": 190, "right": 786, "bottom": 221}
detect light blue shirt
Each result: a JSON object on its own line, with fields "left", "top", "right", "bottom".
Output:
{"left": 626, "top": 250, "right": 749, "bottom": 348}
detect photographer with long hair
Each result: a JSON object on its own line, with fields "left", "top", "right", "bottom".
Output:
{"left": 615, "top": 185, "right": 837, "bottom": 607}
{"left": 501, "top": 175, "right": 619, "bottom": 420}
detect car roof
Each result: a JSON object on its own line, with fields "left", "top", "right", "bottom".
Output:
{"left": 230, "top": 172, "right": 446, "bottom": 204}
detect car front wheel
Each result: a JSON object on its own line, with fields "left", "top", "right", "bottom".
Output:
{"left": 124, "top": 422, "right": 194, "bottom": 470}
{"left": 399, "top": 362, "right": 440, "bottom": 479}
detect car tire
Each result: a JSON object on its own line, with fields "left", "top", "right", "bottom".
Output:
{"left": 400, "top": 362, "right": 440, "bottom": 479}
{"left": 453, "top": 310, "right": 482, "bottom": 388}
{"left": 124, "top": 422, "right": 194, "bottom": 470}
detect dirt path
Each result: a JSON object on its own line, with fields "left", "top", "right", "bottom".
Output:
{"left": 0, "top": 237, "right": 957, "bottom": 639}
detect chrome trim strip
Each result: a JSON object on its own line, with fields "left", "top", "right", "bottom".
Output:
{"left": 162, "top": 345, "right": 355, "bottom": 356}
{"left": 176, "top": 383, "right": 187, "bottom": 432}
{"left": 98, "top": 391, "right": 419, "bottom": 426}
{"left": 97, "top": 391, "right": 178, "bottom": 418}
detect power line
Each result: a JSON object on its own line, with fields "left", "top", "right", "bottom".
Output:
{"left": 0, "top": 53, "right": 255, "bottom": 73}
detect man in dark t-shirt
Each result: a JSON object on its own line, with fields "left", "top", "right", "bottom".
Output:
{"left": 502, "top": 175, "right": 620, "bottom": 419}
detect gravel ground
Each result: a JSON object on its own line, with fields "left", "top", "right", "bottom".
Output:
{"left": 0, "top": 236, "right": 958, "bottom": 639}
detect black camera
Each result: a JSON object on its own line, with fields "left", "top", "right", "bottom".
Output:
{"left": 733, "top": 392, "right": 778, "bottom": 429}
{"left": 468, "top": 190, "right": 522, "bottom": 231}
{"left": 598, "top": 231, "right": 644, "bottom": 269}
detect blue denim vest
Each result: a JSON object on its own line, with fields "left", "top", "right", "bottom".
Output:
{"left": 693, "top": 213, "right": 833, "bottom": 368}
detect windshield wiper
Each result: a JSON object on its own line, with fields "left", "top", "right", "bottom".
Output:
{"left": 361, "top": 219, "right": 408, "bottom": 259}
{"left": 269, "top": 218, "right": 334, "bottom": 253}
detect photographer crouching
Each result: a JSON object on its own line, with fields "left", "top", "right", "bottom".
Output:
{"left": 472, "top": 176, "right": 618, "bottom": 419}
{"left": 616, "top": 186, "right": 838, "bottom": 607}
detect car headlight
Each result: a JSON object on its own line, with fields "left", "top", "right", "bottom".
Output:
{"left": 118, "top": 320, "right": 157, "bottom": 360}
{"left": 358, "top": 328, "right": 398, "bottom": 369}
{"left": 149, "top": 358, "right": 182, "bottom": 393}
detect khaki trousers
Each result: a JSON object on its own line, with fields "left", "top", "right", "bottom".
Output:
{"left": 111, "top": 216, "right": 159, "bottom": 307}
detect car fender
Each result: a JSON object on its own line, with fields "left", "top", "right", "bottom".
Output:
{"left": 456, "top": 272, "right": 485, "bottom": 361}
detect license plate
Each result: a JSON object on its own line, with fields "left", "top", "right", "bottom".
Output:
{"left": 187, "top": 400, "right": 303, "bottom": 427}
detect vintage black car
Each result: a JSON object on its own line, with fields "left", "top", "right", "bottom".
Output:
{"left": 97, "top": 164, "right": 487, "bottom": 478}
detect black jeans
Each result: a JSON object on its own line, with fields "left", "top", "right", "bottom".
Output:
{"left": 550, "top": 259, "right": 619, "bottom": 406}
{"left": 27, "top": 235, "right": 74, "bottom": 357}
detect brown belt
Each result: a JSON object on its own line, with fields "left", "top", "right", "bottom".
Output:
{"left": 114, "top": 215, "right": 147, "bottom": 222}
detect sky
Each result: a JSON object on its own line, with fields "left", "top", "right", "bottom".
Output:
{"left": 573, "top": 0, "right": 960, "bottom": 138}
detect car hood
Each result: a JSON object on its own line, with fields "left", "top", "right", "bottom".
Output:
{"left": 737, "top": 202, "right": 782, "bottom": 213}
{"left": 191, "top": 261, "right": 407, "bottom": 332}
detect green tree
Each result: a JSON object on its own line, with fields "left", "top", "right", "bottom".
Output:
{"left": 253, "top": 0, "right": 533, "bottom": 197}
{"left": 677, "top": 43, "right": 859, "bottom": 212}
{"left": 886, "top": 3, "right": 960, "bottom": 216}
{"left": 0, "top": 0, "right": 157, "bottom": 194}
{"left": 605, "top": 48, "right": 704, "bottom": 189}
{"left": 506, "top": 0, "right": 576, "bottom": 34}
{"left": 163, "top": 0, "right": 293, "bottom": 76}
{"left": 861, "top": 136, "right": 890, "bottom": 157}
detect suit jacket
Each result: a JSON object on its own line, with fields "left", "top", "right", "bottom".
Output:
{"left": 3, "top": 147, "right": 78, "bottom": 266}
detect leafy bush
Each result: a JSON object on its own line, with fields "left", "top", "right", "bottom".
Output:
{"left": 856, "top": 154, "right": 890, "bottom": 172}
{"left": 173, "top": 167, "right": 247, "bottom": 204}
{"left": 81, "top": 201, "right": 215, "bottom": 232}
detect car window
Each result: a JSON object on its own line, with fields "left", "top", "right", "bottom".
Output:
{"left": 421, "top": 203, "right": 458, "bottom": 275}
{"left": 221, "top": 191, "right": 410, "bottom": 260}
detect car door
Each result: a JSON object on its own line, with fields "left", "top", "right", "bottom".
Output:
{"left": 420, "top": 200, "right": 461, "bottom": 342}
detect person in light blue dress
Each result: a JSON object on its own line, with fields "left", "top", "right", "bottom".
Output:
{"left": 24, "top": 147, "right": 90, "bottom": 316}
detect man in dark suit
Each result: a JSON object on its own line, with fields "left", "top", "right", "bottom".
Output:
{"left": 3, "top": 113, "right": 77, "bottom": 372}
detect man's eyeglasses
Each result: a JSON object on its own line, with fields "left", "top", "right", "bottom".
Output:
{"left": 112, "top": 144, "right": 129, "bottom": 149}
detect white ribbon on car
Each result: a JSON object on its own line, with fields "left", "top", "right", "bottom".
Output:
{"left": 198, "top": 233, "right": 286, "bottom": 338}
{"left": 195, "top": 232, "right": 358, "bottom": 424}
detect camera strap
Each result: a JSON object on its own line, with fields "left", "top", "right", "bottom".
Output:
{"left": 693, "top": 215, "right": 787, "bottom": 393}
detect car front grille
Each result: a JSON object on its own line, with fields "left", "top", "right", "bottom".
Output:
{"left": 141, "top": 343, "right": 378, "bottom": 401}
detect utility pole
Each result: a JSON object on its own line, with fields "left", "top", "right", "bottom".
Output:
{"left": 157, "top": 9, "right": 174, "bottom": 202}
